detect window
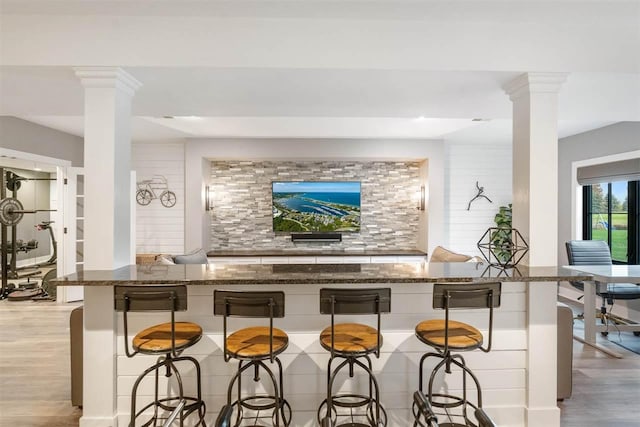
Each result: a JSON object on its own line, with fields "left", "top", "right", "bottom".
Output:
{"left": 583, "top": 180, "right": 640, "bottom": 264}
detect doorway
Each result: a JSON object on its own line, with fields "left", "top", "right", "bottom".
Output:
{"left": 0, "top": 148, "right": 81, "bottom": 302}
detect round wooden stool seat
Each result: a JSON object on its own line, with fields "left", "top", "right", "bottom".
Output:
{"left": 133, "top": 321, "right": 203, "bottom": 354}
{"left": 415, "top": 319, "right": 483, "bottom": 350}
{"left": 320, "top": 322, "right": 381, "bottom": 355}
{"left": 225, "top": 326, "right": 289, "bottom": 359}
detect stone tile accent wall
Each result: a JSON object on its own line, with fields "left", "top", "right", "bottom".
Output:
{"left": 209, "top": 161, "right": 421, "bottom": 251}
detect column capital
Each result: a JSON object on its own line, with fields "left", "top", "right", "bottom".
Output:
{"left": 503, "top": 72, "right": 569, "bottom": 101}
{"left": 74, "top": 66, "right": 142, "bottom": 96}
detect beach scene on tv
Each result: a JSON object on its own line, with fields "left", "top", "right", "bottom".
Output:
{"left": 272, "top": 181, "right": 361, "bottom": 232}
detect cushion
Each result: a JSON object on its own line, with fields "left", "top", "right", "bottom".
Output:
{"left": 155, "top": 254, "right": 176, "bottom": 265}
{"left": 430, "top": 246, "right": 473, "bottom": 262}
{"left": 136, "top": 253, "right": 159, "bottom": 265}
{"left": 173, "top": 248, "right": 208, "bottom": 265}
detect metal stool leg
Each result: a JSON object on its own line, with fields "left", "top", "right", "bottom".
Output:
{"left": 418, "top": 352, "right": 441, "bottom": 394}
{"left": 274, "top": 356, "right": 291, "bottom": 426}
{"left": 450, "top": 355, "right": 483, "bottom": 424}
{"left": 173, "top": 355, "right": 207, "bottom": 427}
{"left": 425, "top": 352, "right": 483, "bottom": 427}
{"left": 326, "top": 357, "right": 350, "bottom": 425}
{"left": 226, "top": 358, "right": 291, "bottom": 427}
{"left": 129, "top": 356, "right": 187, "bottom": 427}
{"left": 352, "top": 357, "right": 384, "bottom": 427}
{"left": 320, "top": 355, "right": 386, "bottom": 427}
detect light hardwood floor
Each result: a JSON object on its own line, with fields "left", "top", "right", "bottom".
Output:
{"left": 0, "top": 300, "right": 81, "bottom": 427}
{"left": 0, "top": 300, "right": 639, "bottom": 426}
{"left": 558, "top": 324, "right": 640, "bottom": 427}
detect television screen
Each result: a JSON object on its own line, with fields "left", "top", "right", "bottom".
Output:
{"left": 272, "top": 181, "right": 361, "bottom": 232}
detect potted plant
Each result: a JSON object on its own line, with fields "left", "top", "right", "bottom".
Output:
{"left": 492, "top": 204, "right": 513, "bottom": 264}
{"left": 477, "top": 203, "right": 528, "bottom": 267}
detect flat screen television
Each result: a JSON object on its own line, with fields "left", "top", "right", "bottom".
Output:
{"left": 272, "top": 181, "right": 361, "bottom": 232}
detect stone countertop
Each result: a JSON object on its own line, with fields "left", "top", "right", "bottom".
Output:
{"left": 206, "top": 249, "right": 428, "bottom": 257}
{"left": 53, "top": 262, "right": 592, "bottom": 286}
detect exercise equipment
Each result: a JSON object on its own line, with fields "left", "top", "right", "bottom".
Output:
{"left": 0, "top": 197, "right": 24, "bottom": 226}
{"left": 17, "top": 277, "right": 39, "bottom": 289}
{"left": 5, "top": 171, "right": 55, "bottom": 192}
{"left": 0, "top": 197, "right": 54, "bottom": 227}
{"left": 35, "top": 221, "right": 57, "bottom": 266}
{"left": 39, "top": 268, "right": 58, "bottom": 300}
{"left": 1, "top": 168, "right": 57, "bottom": 300}
{"left": 7, "top": 287, "right": 44, "bottom": 301}
{"left": 1, "top": 239, "right": 38, "bottom": 253}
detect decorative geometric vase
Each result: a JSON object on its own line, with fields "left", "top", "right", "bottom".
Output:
{"left": 477, "top": 227, "right": 529, "bottom": 268}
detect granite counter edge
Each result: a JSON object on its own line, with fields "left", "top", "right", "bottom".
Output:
{"left": 55, "top": 274, "right": 591, "bottom": 286}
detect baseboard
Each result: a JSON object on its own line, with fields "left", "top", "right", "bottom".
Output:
{"left": 80, "top": 415, "right": 119, "bottom": 427}
{"left": 525, "top": 406, "right": 561, "bottom": 427}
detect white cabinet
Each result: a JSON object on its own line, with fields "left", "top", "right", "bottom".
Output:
{"left": 396, "top": 256, "right": 426, "bottom": 263}
{"left": 209, "top": 254, "right": 426, "bottom": 264}
{"left": 210, "top": 257, "right": 261, "bottom": 265}
{"left": 260, "top": 256, "right": 289, "bottom": 264}
{"left": 288, "top": 256, "right": 318, "bottom": 264}
{"left": 370, "top": 256, "right": 399, "bottom": 263}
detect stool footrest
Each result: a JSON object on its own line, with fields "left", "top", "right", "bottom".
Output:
{"left": 134, "top": 396, "right": 206, "bottom": 427}
{"left": 229, "top": 397, "right": 292, "bottom": 426}
{"left": 237, "top": 395, "right": 286, "bottom": 411}
{"left": 318, "top": 397, "right": 387, "bottom": 427}
{"left": 330, "top": 393, "right": 373, "bottom": 409}
{"left": 438, "top": 423, "right": 470, "bottom": 427}
{"left": 429, "top": 392, "right": 467, "bottom": 410}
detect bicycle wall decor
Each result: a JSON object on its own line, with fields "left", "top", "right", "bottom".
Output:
{"left": 135, "top": 175, "right": 177, "bottom": 208}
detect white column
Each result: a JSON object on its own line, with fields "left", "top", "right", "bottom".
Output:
{"left": 75, "top": 67, "right": 141, "bottom": 427}
{"left": 504, "top": 72, "right": 567, "bottom": 427}
{"left": 75, "top": 67, "right": 141, "bottom": 270}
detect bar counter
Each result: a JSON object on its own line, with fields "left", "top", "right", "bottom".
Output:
{"left": 54, "top": 262, "right": 589, "bottom": 286}
{"left": 55, "top": 262, "right": 589, "bottom": 427}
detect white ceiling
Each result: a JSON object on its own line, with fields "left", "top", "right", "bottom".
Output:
{"left": 1, "top": 0, "right": 638, "bottom": 142}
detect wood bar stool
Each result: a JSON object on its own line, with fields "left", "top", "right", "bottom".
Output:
{"left": 114, "top": 285, "right": 206, "bottom": 427}
{"left": 213, "top": 290, "right": 291, "bottom": 426}
{"left": 317, "top": 287, "right": 391, "bottom": 427}
{"left": 414, "top": 282, "right": 501, "bottom": 427}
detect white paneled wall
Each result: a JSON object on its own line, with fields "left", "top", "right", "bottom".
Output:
{"left": 132, "top": 142, "right": 185, "bottom": 254}
{"left": 132, "top": 140, "right": 511, "bottom": 257}
{"left": 115, "top": 282, "right": 527, "bottom": 427}
{"left": 445, "top": 143, "right": 512, "bottom": 257}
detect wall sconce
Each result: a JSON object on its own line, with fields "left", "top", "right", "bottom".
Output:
{"left": 205, "top": 185, "right": 214, "bottom": 211}
{"left": 418, "top": 185, "right": 426, "bottom": 211}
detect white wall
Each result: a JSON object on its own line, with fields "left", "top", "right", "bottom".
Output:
{"left": 558, "top": 121, "right": 640, "bottom": 320}
{"left": 444, "top": 142, "right": 513, "bottom": 257}
{"left": 558, "top": 122, "right": 640, "bottom": 264}
{"left": 0, "top": 116, "right": 84, "bottom": 165}
{"left": 132, "top": 141, "right": 185, "bottom": 255}
{"left": 134, "top": 138, "right": 514, "bottom": 258}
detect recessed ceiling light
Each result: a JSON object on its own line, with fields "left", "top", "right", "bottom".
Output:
{"left": 179, "top": 116, "right": 203, "bottom": 121}
{"left": 34, "top": 167, "right": 42, "bottom": 171}
{"left": 413, "top": 116, "right": 427, "bottom": 122}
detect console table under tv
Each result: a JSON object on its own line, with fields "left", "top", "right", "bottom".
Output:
{"left": 54, "top": 262, "right": 590, "bottom": 427}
